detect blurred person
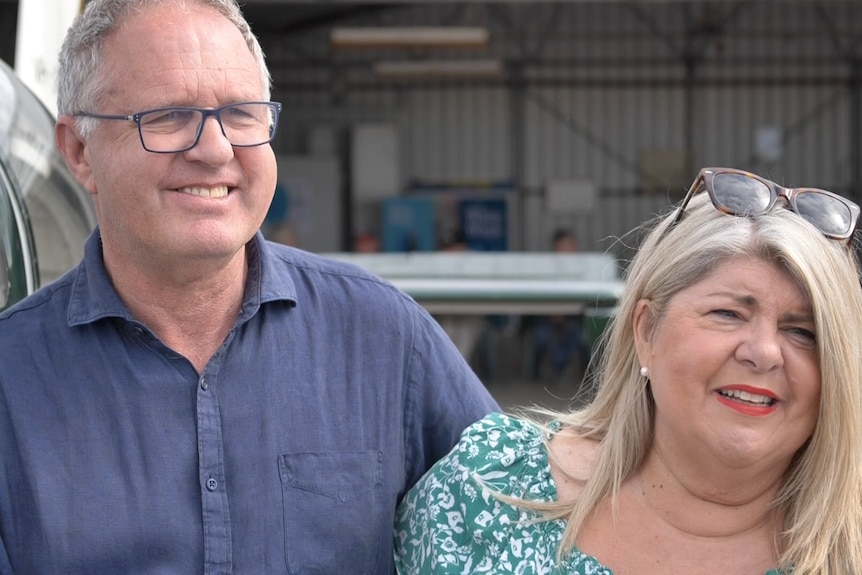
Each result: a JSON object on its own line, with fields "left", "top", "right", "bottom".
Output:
{"left": 524, "top": 228, "right": 589, "bottom": 382}
{"left": 0, "top": 1, "right": 498, "bottom": 573}
{"left": 396, "top": 167, "right": 862, "bottom": 574}
{"left": 551, "top": 227, "right": 578, "bottom": 253}
{"left": 353, "top": 231, "right": 381, "bottom": 253}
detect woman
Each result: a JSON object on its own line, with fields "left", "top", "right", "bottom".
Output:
{"left": 395, "top": 168, "right": 862, "bottom": 574}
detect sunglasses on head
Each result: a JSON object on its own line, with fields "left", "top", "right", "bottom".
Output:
{"left": 671, "top": 167, "right": 860, "bottom": 244}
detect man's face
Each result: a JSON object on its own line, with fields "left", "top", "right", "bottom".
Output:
{"left": 72, "top": 3, "right": 276, "bottom": 271}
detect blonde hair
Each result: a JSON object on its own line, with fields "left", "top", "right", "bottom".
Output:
{"left": 530, "top": 192, "right": 862, "bottom": 574}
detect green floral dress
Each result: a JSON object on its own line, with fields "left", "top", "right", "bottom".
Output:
{"left": 394, "top": 412, "right": 783, "bottom": 575}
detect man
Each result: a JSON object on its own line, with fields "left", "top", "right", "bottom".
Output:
{"left": 0, "top": 1, "right": 498, "bottom": 573}
{"left": 524, "top": 229, "right": 589, "bottom": 382}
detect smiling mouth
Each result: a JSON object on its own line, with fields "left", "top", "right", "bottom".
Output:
{"left": 717, "top": 389, "right": 776, "bottom": 407}
{"left": 178, "top": 186, "right": 229, "bottom": 199}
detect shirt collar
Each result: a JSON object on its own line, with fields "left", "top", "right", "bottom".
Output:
{"left": 67, "top": 228, "right": 297, "bottom": 327}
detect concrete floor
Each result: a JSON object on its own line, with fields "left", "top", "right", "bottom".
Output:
{"left": 465, "top": 326, "right": 595, "bottom": 414}
{"left": 445, "top": 315, "right": 597, "bottom": 414}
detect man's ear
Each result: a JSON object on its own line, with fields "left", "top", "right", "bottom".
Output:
{"left": 55, "top": 115, "right": 96, "bottom": 195}
{"left": 633, "top": 298, "right": 655, "bottom": 370}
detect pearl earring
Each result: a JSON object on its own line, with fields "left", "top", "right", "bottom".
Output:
{"left": 639, "top": 366, "right": 649, "bottom": 378}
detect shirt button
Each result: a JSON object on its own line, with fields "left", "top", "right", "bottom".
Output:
{"left": 200, "top": 378, "right": 208, "bottom": 391}
{"left": 206, "top": 477, "right": 218, "bottom": 491}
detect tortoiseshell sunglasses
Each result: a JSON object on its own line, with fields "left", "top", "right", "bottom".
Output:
{"left": 671, "top": 167, "right": 859, "bottom": 243}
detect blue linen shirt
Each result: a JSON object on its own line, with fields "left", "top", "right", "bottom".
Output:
{"left": 0, "top": 230, "right": 499, "bottom": 574}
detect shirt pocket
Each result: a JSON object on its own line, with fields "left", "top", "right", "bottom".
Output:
{"left": 278, "top": 450, "right": 383, "bottom": 574}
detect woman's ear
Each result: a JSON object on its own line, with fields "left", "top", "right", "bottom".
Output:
{"left": 55, "top": 115, "right": 96, "bottom": 195}
{"left": 633, "top": 298, "right": 655, "bottom": 370}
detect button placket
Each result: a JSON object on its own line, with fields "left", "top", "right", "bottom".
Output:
{"left": 195, "top": 366, "right": 231, "bottom": 568}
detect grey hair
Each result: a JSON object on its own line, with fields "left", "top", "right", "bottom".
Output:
{"left": 57, "top": 0, "right": 271, "bottom": 136}
{"left": 538, "top": 191, "right": 862, "bottom": 573}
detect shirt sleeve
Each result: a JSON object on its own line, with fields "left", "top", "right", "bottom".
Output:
{"left": 0, "top": 534, "right": 12, "bottom": 575}
{"left": 400, "top": 306, "right": 500, "bottom": 492}
{"left": 395, "top": 413, "right": 554, "bottom": 574}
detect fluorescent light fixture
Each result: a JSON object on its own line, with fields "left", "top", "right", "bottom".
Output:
{"left": 331, "top": 27, "right": 490, "bottom": 48}
{"left": 373, "top": 59, "right": 504, "bottom": 78}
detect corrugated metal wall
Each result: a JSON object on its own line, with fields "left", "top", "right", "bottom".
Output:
{"left": 262, "top": 1, "right": 862, "bottom": 254}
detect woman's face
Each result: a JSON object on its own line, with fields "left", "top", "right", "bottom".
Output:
{"left": 634, "top": 256, "right": 821, "bottom": 475}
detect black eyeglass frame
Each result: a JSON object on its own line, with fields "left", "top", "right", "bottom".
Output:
{"left": 672, "top": 167, "right": 861, "bottom": 243}
{"left": 74, "top": 101, "right": 283, "bottom": 154}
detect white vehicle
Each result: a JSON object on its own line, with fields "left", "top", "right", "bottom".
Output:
{"left": 0, "top": 58, "right": 95, "bottom": 311}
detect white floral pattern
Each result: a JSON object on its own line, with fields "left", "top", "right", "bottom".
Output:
{"left": 394, "top": 412, "right": 783, "bottom": 575}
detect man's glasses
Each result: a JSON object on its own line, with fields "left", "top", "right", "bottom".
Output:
{"left": 75, "top": 101, "right": 283, "bottom": 154}
{"left": 672, "top": 167, "right": 860, "bottom": 243}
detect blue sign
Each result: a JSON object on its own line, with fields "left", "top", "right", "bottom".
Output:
{"left": 459, "top": 199, "right": 508, "bottom": 251}
{"left": 381, "top": 197, "right": 436, "bottom": 252}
